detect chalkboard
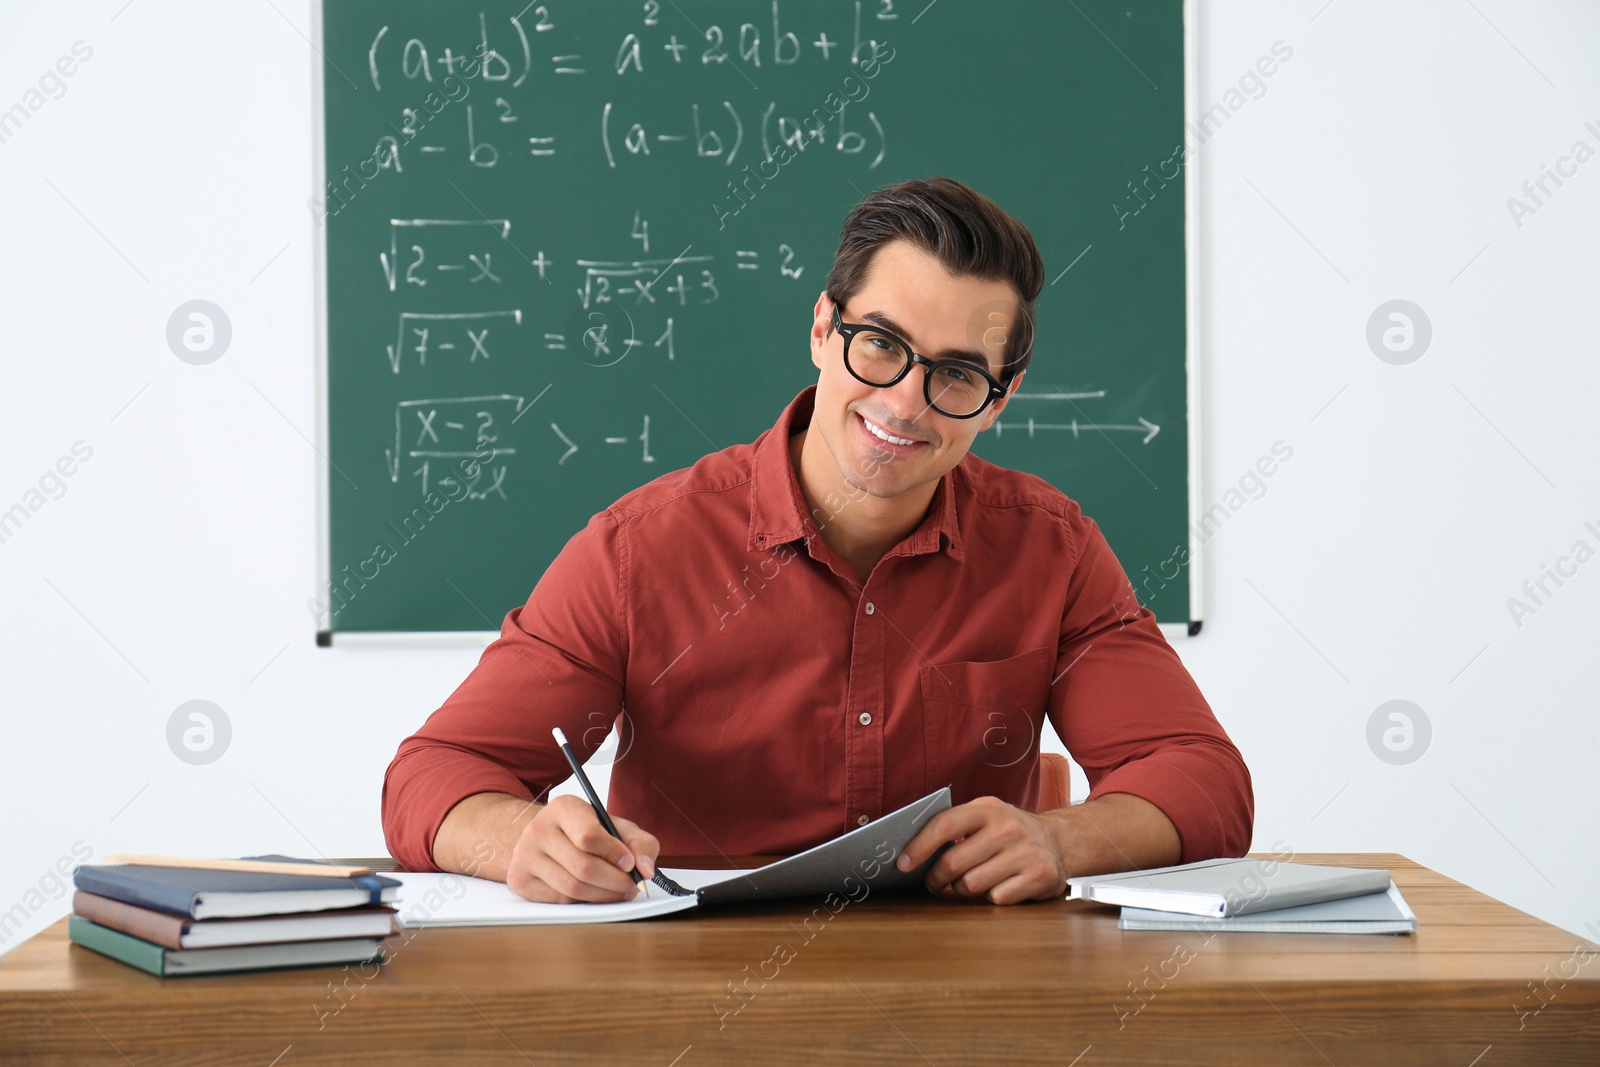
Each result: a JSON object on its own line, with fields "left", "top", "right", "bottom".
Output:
{"left": 313, "top": 0, "right": 1199, "bottom": 638}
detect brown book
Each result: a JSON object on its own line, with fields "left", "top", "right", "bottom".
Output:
{"left": 71, "top": 891, "right": 396, "bottom": 949}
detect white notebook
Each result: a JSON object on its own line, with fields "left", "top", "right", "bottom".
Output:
{"left": 1069, "top": 857, "right": 1394, "bottom": 918}
{"left": 393, "top": 866, "right": 730, "bottom": 926}
{"left": 392, "top": 787, "right": 950, "bottom": 928}
{"left": 1118, "top": 884, "right": 1417, "bottom": 934}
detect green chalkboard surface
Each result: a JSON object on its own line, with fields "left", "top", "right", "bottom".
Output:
{"left": 315, "top": 0, "right": 1195, "bottom": 636}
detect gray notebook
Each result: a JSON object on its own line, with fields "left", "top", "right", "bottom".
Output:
{"left": 692, "top": 786, "right": 951, "bottom": 905}
{"left": 1118, "top": 884, "right": 1416, "bottom": 934}
{"left": 1068, "top": 857, "right": 1394, "bottom": 918}
{"left": 392, "top": 787, "right": 952, "bottom": 927}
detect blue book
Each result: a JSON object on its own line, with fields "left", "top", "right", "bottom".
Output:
{"left": 73, "top": 863, "right": 401, "bottom": 919}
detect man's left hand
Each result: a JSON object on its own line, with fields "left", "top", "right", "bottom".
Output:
{"left": 895, "top": 796, "right": 1068, "bottom": 905}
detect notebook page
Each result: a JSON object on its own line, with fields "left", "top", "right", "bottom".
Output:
{"left": 391, "top": 868, "right": 758, "bottom": 927}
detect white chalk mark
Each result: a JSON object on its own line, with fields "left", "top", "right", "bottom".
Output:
{"left": 551, "top": 424, "right": 578, "bottom": 464}
{"left": 390, "top": 218, "right": 511, "bottom": 238}
{"left": 990, "top": 417, "right": 1160, "bottom": 443}
{"left": 389, "top": 395, "right": 527, "bottom": 483}
{"left": 387, "top": 310, "right": 521, "bottom": 373}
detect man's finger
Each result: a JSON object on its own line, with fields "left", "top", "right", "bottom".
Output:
{"left": 897, "top": 805, "right": 986, "bottom": 871}
{"left": 540, "top": 831, "right": 639, "bottom": 901}
{"left": 510, "top": 846, "right": 624, "bottom": 904}
{"left": 985, "top": 868, "right": 1058, "bottom": 907}
{"left": 613, "top": 819, "right": 660, "bottom": 879}
{"left": 922, "top": 831, "right": 1005, "bottom": 894}
{"left": 944, "top": 853, "right": 1023, "bottom": 901}
{"left": 556, "top": 800, "right": 636, "bottom": 872}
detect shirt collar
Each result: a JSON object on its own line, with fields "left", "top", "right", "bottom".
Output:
{"left": 748, "top": 386, "right": 964, "bottom": 562}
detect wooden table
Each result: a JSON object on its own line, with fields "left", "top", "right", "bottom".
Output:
{"left": 1, "top": 853, "right": 1596, "bottom": 1065}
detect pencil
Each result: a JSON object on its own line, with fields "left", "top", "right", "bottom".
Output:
{"left": 551, "top": 727, "right": 650, "bottom": 898}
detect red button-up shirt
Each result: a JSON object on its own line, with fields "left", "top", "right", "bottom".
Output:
{"left": 382, "top": 387, "right": 1252, "bottom": 871}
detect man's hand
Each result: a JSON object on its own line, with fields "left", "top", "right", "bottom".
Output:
{"left": 895, "top": 796, "right": 1068, "bottom": 905}
{"left": 505, "top": 794, "right": 661, "bottom": 904}
{"left": 895, "top": 792, "right": 1183, "bottom": 906}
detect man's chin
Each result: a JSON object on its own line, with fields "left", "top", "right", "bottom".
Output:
{"left": 838, "top": 462, "right": 885, "bottom": 498}
{"left": 841, "top": 462, "right": 912, "bottom": 501}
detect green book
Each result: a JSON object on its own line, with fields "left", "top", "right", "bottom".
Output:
{"left": 68, "top": 916, "right": 386, "bottom": 977}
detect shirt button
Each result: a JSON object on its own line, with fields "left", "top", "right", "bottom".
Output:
{"left": 864, "top": 602, "right": 875, "bottom": 615}
{"left": 857, "top": 814, "right": 870, "bottom": 826}
{"left": 858, "top": 712, "right": 872, "bottom": 726}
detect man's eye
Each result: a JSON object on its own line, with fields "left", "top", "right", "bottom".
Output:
{"left": 937, "top": 365, "right": 973, "bottom": 383}
{"left": 868, "top": 335, "right": 896, "bottom": 352}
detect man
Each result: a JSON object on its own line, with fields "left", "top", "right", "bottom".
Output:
{"left": 382, "top": 178, "right": 1252, "bottom": 906}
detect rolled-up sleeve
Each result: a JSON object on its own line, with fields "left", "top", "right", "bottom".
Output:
{"left": 1049, "top": 515, "right": 1254, "bottom": 861}
{"left": 381, "top": 509, "right": 630, "bottom": 871}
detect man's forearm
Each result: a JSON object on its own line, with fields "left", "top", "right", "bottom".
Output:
{"left": 431, "top": 792, "right": 544, "bottom": 880}
{"left": 1037, "top": 792, "right": 1183, "bottom": 877}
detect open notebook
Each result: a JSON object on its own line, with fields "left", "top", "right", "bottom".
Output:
{"left": 393, "top": 787, "right": 951, "bottom": 927}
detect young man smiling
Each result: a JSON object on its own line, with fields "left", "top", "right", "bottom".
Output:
{"left": 383, "top": 178, "right": 1253, "bottom": 906}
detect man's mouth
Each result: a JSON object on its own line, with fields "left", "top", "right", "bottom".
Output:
{"left": 858, "top": 412, "right": 925, "bottom": 449}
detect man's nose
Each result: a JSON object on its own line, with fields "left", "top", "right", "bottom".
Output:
{"left": 881, "top": 366, "right": 932, "bottom": 425}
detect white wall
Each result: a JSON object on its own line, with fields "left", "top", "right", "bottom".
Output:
{"left": 2, "top": 0, "right": 1596, "bottom": 956}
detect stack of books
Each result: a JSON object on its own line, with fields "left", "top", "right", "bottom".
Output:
{"left": 1069, "top": 858, "right": 1417, "bottom": 934}
{"left": 68, "top": 854, "right": 401, "bottom": 976}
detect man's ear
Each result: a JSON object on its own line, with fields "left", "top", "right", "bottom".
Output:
{"left": 810, "top": 291, "right": 833, "bottom": 371}
{"left": 978, "top": 369, "right": 1025, "bottom": 433}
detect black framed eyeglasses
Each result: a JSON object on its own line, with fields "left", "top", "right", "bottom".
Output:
{"left": 830, "top": 304, "right": 1009, "bottom": 419}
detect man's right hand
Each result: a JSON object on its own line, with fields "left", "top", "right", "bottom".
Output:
{"left": 505, "top": 794, "right": 661, "bottom": 904}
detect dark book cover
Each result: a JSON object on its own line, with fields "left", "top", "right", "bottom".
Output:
{"left": 73, "top": 863, "right": 400, "bottom": 919}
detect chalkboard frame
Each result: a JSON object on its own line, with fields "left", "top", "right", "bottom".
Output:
{"left": 1183, "top": 0, "right": 1205, "bottom": 636}
{"left": 310, "top": 0, "right": 1205, "bottom": 646}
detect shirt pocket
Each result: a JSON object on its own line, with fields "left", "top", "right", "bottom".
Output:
{"left": 920, "top": 646, "right": 1053, "bottom": 807}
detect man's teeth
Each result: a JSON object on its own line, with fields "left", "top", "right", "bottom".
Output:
{"left": 863, "top": 416, "right": 917, "bottom": 446}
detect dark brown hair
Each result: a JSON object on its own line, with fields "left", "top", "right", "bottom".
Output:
{"left": 824, "top": 177, "right": 1044, "bottom": 382}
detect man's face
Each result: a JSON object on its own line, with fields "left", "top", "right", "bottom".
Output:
{"left": 807, "top": 240, "right": 1023, "bottom": 503}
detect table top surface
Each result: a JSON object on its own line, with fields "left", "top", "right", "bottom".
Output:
{"left": 3, "top": 852, "right": 1594, "bottom": 993}
{"left": 4, "top": 852, "right": 1597, "bottom": 1067}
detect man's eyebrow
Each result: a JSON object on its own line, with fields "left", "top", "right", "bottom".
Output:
{"left": 861, "top": 310, "right": 997, "bottom": 374}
